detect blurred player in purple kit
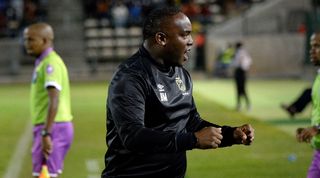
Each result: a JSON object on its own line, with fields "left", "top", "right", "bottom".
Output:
{"left": 297, "top": 32, "right": 320, "bottom": 178}
{"left": 23, "top": 22, "right": 73, "bottom": 178}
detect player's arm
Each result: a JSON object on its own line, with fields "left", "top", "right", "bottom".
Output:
{"left": 45, "top": 86, "right": 59, "bottom": 132}
{"left": 42, "top": 86, "right": 59, "bottom": 158}
{"left": 186, "top": 98, "right": 254, "bottom": 148}
{"left": 186, "top": 98, "right": 235, "bottom": 148}
{"left": 192, "top": 123, "right": 254, "bottom": 149}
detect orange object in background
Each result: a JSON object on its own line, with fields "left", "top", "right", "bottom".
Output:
{"left": 39, "top": 165, "right": 50, "bottom": 178}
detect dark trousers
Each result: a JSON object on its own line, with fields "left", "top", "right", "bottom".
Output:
{"left": 290, "top": 88, "right": 311, "bottom": 112}
{"left": 234, "top": 67, "right": 250, "bottom": 109}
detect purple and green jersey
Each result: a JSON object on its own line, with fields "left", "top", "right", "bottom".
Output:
{"left": 311, "top": 71, "right": 320, "bottom": 149}
{"left": 30, "top": 47, "right": 73, "bottom": 125}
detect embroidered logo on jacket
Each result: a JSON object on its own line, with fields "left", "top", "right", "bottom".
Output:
{"left": 175, "top": 76, "right": 189, "bottom": 95}
{"left": 157, "top": 84, "right": 168, "bottom": 102}
{"left": 175, "top": 76, "right": 186, "bottom": 92}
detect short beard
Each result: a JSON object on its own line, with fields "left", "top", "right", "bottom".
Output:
{"left": 313, "top": 61, "right": 320, "bottom": 66}
{"left": 311, "top": 58, "right": 320, "bottom": 66}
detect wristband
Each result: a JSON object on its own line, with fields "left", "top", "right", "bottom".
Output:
{"left": 41, "top": 130, "right": 51, "bottom": 137}
{"left": 193, "top": 133, "right": 199, "bottom": 148}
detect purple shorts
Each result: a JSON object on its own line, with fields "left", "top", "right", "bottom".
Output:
{"left": 308, "top": 150, "right": 320, "bottom": 178}
{"left": 32, "top": 122, "right": 73, "bottom": 177}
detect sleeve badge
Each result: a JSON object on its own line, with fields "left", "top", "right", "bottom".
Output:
{"left": 46, "top": 65, "right": 54, "bottom": 74}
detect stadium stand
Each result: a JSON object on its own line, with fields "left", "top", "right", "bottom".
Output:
{"left": 0, "top": 0, "right": 318, "bottom": 82}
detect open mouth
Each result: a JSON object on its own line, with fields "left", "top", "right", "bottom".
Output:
{"left": 184, "top": 49, "right": 191, "bottom": 61}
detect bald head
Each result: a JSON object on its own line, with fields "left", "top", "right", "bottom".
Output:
{"left": 28, "top": 23, "right": 54, "bottom": 41}
{"left": 23, "top": 23, "right": 54, "bottom": 57}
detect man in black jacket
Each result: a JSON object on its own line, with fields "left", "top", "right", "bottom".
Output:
{"left": 102, "top": 7, "right": 255, "bottom": 178}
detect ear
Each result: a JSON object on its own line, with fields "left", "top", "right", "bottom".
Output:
{"left": 155, "top": 32, "right": 167, "bottom": 46}
{"left": 42, "top": 37, "right": 48, "bottom": 45}
{"left": 42, "top": 37, "right": 52, "bottom": 47}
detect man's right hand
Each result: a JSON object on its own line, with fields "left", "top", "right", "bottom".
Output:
{"left": 296, "top": 127, "right": 317, "bottom": 143}
{"left": 194, "top": 127, "right": 223, "bottom": 149}
{"left": 42, "top": 136, "right": 53, "bottom": 159}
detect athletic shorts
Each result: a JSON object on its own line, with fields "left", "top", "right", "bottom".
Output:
{"left": 308, "top": 150, "right": 320, "bottom": 178}
{"left": 32, "top": 122, "right": 73, "bottom": 177}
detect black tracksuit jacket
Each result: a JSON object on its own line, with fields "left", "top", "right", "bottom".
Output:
{"left": 102, "top": 46, "right": 236, "bottom": 178}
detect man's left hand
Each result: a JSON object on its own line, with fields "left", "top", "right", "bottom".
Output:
{"left": 234, "top": 124, "right": 254, "bottom": 145}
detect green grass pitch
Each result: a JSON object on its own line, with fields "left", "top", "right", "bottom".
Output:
{"left": 0, "top": 79, "right": 314, "bottom": 178}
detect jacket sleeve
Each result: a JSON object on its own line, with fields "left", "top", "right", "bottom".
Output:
{"left": 108, "top": 74, "right": 196, "bottom": 154}
{"left": 185, "top": 97, "right": 237, "bottom": 147}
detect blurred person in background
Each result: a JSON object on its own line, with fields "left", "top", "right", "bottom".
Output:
{"left": 232, "top": 41, "right": 252, "bottom": 111}
{"left": 102, "top": 7, "right": 254, "bottom": 178}
{"left": 111, "top": 0, "right": 128, "bottom": 28}
{"left": 296, "top": 32, "right": 320, "bottom": 178}
{"left": 127, "top": 1, "right": 142, "bottom": 26}
{"left": 95, "top": 0, "right": 112, "bottom": 20}
{"left": 23, "top": 22, "right": 73, "bottom": 178}
{"left": 194, "top": 30, "right": 205, "bottom": 71}
{"left": 215, "top": 43, "right": 235, "bottom": 78}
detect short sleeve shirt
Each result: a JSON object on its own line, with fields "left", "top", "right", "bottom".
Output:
{"left": 312, "top": 73, "right": 320, "bottom": 125}
{"left": 30, "top": 49, "right": 73, "bottom": 125}
{"left": 311, "top": 72, "right": 320, "bottom": 148}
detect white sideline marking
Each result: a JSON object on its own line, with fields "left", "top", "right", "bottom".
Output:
{"left": 86, "top": 159, "right": 100, "bottom": 178}
{"left": 88, "top": 175, "right": 100, "bottom": 178}
{"left": 4, "top": 122, "right": 32, "bottom": 178}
